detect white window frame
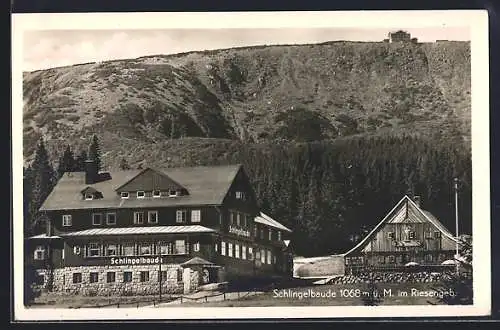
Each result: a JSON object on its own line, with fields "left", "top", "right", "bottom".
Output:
{"left": 267, "top": 250, "right": 272, "bottom": 265}
{"left": 409, "top": 231, "right": 416, "bottom": 239}
{"left": 148, "top": 211, "right": 158, "bottom": 224}
{"left": 193, "top": 242, "right": 200, "bottom": 252}
{"left": 153, "top": 190, "right": 161, "bottom": 198}
{"left": 139, "top": 243, "right": 153, "bottom": 256}
{"left": 176, "top": 210, "right": 187, "bottom": 223}
{"left": 106, "top": 213, "right": 117, "bottom": 225}
{"left": 121, "top": 192, "right": 129, "bottom": 199}
{"left": 268, "top": 229, "right": 272, "bottom": 240}
{"left": 221, "top": 241, "right": 226, "bottom": 256}
{"left": 242, "top": 245, "right": 247, "bottom": 260}
{"left": 175, "top": 240, "right": 186, "bottom": 254}
{"left": 235, "top": 244, "right": 240, "bottom": 259}
{"left": 34, "top": 246, "right": 45, "bottom": 260}
{"left": 121, "top": 242, "right": 135, "bottom": 256}
{"left": 73, "top": 246, "right": 81, "bottom": 255}
{"left": 228, "top": 243, "right": 233, "bottom": 257}
{"left": 136, "top": 191, "right": 145, "bottom": 199}
{"left": 92, "top": 213, "right": 102, "bottom": 226}
{"left": 434, "top": 231, "right": 441, "bottom": 239}
{"left": 387, "top": 232, "right": 395, "bottom": 239}
{"left": 248, "top": 247, "right": 253, "bottom": 260}
{"left": 236, "top": 191, "right": 246, "bottom": 200}
{"left": 236, "top": 213, "right": 241, "bottom": 226}
{"left": 62, "top": 214, "right": 72, "bottom": 227}
{"left": 277, "top": 231, "right": 282, "bottom": 241}
{"left": 169, "top": 190, "right": 178, "bottom": 197}
{"left": 87, "top": 242, "right": 101, "bottom": 257}
{"left": 106, "top": 243, "right": 118, "bottom": 256}
{"left": 85, "top": 194, "right": 94, "bottom": 200}
{"left": 191, "top": 210, "right": 201, "bottom": 223}
{"left": 134, "top": 212, "right": 144, "bottom": 224}
{"left": 260, "top": 249, "right": 266, "bottom": 264}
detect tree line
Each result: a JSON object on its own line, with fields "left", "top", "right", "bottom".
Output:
{"left": 23, "top": 133, "right": 472, "bottom": 258}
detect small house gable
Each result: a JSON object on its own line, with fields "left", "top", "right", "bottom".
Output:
{"left": 115, "top": 167, "right": 188, "bottom": 196}
{"left": 80, "top": 186, "right": 103, "bottom": 200}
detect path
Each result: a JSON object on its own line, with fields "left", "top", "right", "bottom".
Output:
{"left": 147, "top": 290, "right": 265, "bottom": 307}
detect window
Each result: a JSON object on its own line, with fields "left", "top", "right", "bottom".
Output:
{"left": 34, "top": 246, "right": 45, "bottom": 260}
{"left": 408, "top": 231, "right": 416, "bottom": 239}
{"left": 140, "top": 271, "right": 149, "bottom": 282}
{"left": 267, "top": 250, "right": 272, "bottom": 265}
{"left": 176, "top": 210, "right": 187, "bottom": 223}
{"left": 139, "top": 243, "right": 153, "bottom": 255}
{"left": 278, "top": 231, "right": 282, "bottom": 241}
{"left": 260, "top": 249, "right": 266, "bottom": 264}
{"left": 160, "top": 271, "right": 168, "bottom": 282}
{"left": 260, "top": 229, "right": 264, "bottom": 239}
{"left": 425, "top": 231, "right": 432, "bottom": 239}
{"left": 121, "top": 192, "right": 129, "bottom": 199}
{"left": 85, "top": 194, "right": 94, "bottom": 200}
{"left": 73, "top": 273, "right": 82, "bottom": 284}
{"left": 425, "top": 254, "right": 433, "bottom": 262}
{"left": 137, "top": 191, "right": 145, "bottom": 198}
{"left": 268, "top": 229, "right": 272, "bottom": 241}
{"left": 158, "top": 241, "right": 173, "bottom": 255}
{"left": 236, "top": 191, "right": 246, "bottom": 200}
{"left": 73, "top": 246, "right": 81, "bottom": 255}
{"left": 88, "top": 243, "right": 101, "bottom": 257}
{"left": 248, "top": 247, "right": 253, "bottom": 260}
{"left": 62, "top": 214, "right": 72, "bottom": 227}
{"left": 122, "top": 243, "right": 135, "bottom": 256}
{"left": 169, "top": 190, "right": 177, "bottom": 197}
{"left": 175, "top": 240, "right": 186, "bottom": 254}
{"left": 62, "top": 248, "right": 65, "bottom": 260}
{"left": 242, "top": 245, "right": 247, "bottom": 260}
{"left": 106, "top": 272, "right": 116, "bottom": 283}
{"left": 235, "top": 244, "right": 240, "bottom": 258}
{"left": 254, "top": 226, "right": 258, "bottom": 237}
{"left": 388, "top": 255, "right": 395, "bottom": 263}
{"left": 123, "top": 271, "right": 133, "bottom": 283}
{"left": 148, "top": 211, "right": 158, "bottom": 224}
{"left": 191, "top": 210, "right": 201, "bottom": 223}
{"left": 193, "top": 242, "right": 200, "bottom": 252}
{"left": 153, "top": 190, "right": 161, "bottom": 198}
{"left": 134, "top": 212, "right": 144, "bottom": 224}
{"left": 89, "top": 272, "right": 99, "bottom": 283}
{"left": 221, "top": 241, "right": 226, "bottom": 256}
{"left": 106, "top": 243, "right": 118, "bottom": 256}
{"left": 387, "top": 232, "right": 395, "bottom": 239}
{"left": 434, "top": 231, "right": 441, "bottom": 239}
{"left": 215, "top": 242, "right": 218, "bottom": 252}
{"left": 92, "top": 213, "right": 102, "bottom": 226}
{"left": 236, "top": 213, "right": 241, "bottom": 226}
{"left": 228, "top": 243, "right": 233, "bottom": 257}
{"left": 378, "top": 255, "right": 385, "bottom": 264}
{"left": 106, "top": 213, "right": 116, "bottom": 225}
{"left": 177, "top": 268, "right": 183, "bottom": 282}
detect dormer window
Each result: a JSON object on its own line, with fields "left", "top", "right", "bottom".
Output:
{"left": 121, "top": 192, "right": 129, "bottom": 199}
{"left": 81, "top": 187, "right": 102, "bottom": 200}
{"left": 153, "top": 190, "right": 161, "bottom": 198}
{"left": 235, "top": 191, "right": 246, "bottom": 200}
{"left": 169, "top": 190, "right": 178, "bottom": 197}
{"left": 137, "top": 191, "right": 145, "bottom": 198}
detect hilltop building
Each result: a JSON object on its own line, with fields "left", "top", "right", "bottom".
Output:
{"left": 386, "top": 30, "right": 418, "bottom": 43}
{"left": 26, "top": 162, "right": 293, "bottom": 296}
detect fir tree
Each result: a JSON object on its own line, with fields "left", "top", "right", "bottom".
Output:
{"left": 75, "top": 149, "right": 88, "bottom": 171}
{"left": 119, "top": 157, "right": 131, "bottom": 170}
{"left": 88, "top": 134, "right": 102, "bottom": 171}
{"left": 57, "top": 145, "right": 75, "bottom": 178}
{"left": 27, "top": 138, "right": 56, "bottom": 235}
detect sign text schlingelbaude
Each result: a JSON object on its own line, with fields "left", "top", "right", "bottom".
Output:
{"left": 110, "top": 257, "right": 163, "bottom": 265}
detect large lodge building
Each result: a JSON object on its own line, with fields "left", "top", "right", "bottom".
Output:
{"left": 26, "top": 162, "right": 293, "bottom": 296}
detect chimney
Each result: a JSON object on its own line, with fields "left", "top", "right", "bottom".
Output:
{"left": 413, "top": 195, "right": 421, "bottom": 208}
{"left": 85, "top": 159, "right": 99, "bottom": 184}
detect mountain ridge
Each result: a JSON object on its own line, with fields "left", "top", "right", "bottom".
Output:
{"left": 22, "top": 40, "right": 471, "bottom": 168}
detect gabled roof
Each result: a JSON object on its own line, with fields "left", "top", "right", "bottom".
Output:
{"left": 40, "top": 164, "right": 243, "bottom": 211}
{"left": 114, "top": 167, "right": 187, "bottom": 193}
{"left": 255, "top": 212, "right": 292, "bottom": 232}
{"left": 343, "top": 195, "right": 460, "bottom": 256}
{"left": 181, "top": 257, "right": 215, "bottom": 267}
{"left": 80, "top": 186, "right": 100, "bottom": 194}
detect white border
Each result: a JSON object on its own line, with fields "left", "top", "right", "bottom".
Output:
{"left": 12, "top": 10, "right": 490, "bottom": 320}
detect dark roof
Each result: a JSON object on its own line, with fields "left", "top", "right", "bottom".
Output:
{"left": 40, "top": 164, "right": 243, "bottom": 211}
{"left": 115, "top": 168, "right": 187, "bottom": 193}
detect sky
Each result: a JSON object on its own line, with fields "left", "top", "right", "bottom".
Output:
{"left": 23, "top": 27, "right": 470, "bottom": 72}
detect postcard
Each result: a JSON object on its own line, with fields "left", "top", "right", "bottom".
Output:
{"left": 11, "top": 10, "right": 490, "bottom": 320}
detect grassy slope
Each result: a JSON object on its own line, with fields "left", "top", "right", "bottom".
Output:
{"left": 22, "top": 41, "right": 470, "bottom": 168}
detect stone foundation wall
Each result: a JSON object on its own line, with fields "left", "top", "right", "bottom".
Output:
{"left": 52, "top": 264, "right": 199, "bottom": 296}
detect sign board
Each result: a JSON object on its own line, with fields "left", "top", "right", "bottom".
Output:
{"left": 229, "top": 226, "right": 251, "bottom": 237}
{"left": 110, "top": 256, "right": 164, "bottom": 265}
